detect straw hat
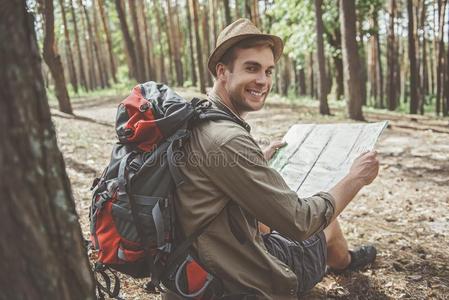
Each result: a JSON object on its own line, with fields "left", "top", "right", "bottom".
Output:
{"left": 207, "top": 18, "right": 284, "bottom": 77}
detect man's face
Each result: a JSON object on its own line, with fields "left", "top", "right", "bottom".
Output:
{"left": 221, "top": 46, "right": 275, "bottom": 114}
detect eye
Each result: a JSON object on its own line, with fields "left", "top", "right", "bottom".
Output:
{"left": 266, "top": 69, "right": 273, "bottom": 76}
{"left": 247, "top": 66, "right": 257, "bottom": 72}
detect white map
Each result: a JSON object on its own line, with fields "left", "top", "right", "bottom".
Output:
{"left": 269, "top": 121, "right": 388, "bottom": 198}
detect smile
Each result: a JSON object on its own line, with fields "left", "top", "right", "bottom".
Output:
{"left": 247, "top": 89, "right": 265, "bottom": 97}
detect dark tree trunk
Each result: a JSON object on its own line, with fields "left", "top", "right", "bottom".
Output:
{"left": 92, "top": 6, "right": 110, "bottom": 88}
{"left": 298, "top": 67, "right": 306, "bottom": 96}
{"left": 223, "top": 0, "right": 232, "bottom": 25}
{"left": 314, "top": 0, "right": 330, "bottom": 115}
{"left": 420, "top": 0, "right": 429, "bottom": 97}
{"left": 40, "top": 0, "right": 73, "bottom": 114}
{"left": 153, "top": 0, "right": 167, "bottom": 83}
{"left": 309, "top": 52, "right": 314, "bottom": 97}
{"left": 69, "top": 0, "right": 88, "bottom": 91}
{"left": 407, "top": 0, "right": 420, "bottom": 114}
{"left": 436, "top": 0, "right": 447, "bottom": 115}
{"left": 166, "top": 0, "right": 184, "bottom": 86}
{"left": 58, "top": 0, "right": 78, "bottom": 94}
{"left": 140, "top": 0, "right": 155, "bottom": 80}
{"left": 129, "top": 0, "right": 146, "bottom": 82}
{"left": 115, "top": 0, "right": 138, "bottom": 81}
{"left": 445, "top": 9, "right": 449, "bottom": 116}
{"left": 340, "top": 0, "right": 364, "bottom": 120}
{"left": 202, "top": 5, "right": 213, "bottom": 87}
{"left": 186, "top": 0, "right": 197, "bottom": 86}
{"left": 190, "top": 0, "right": 206, "bottom": 93}
{"left": 0, "top": 2, "right": 95, "bottom": 298}
{"left": 78, "top": 2, "right": 96, "bottom": 89}
{"left": 98, "top": 0, "right": 118, "bottom": 83}
{"left": 369, "top": 11, "right": 383, "bottom": 108}
{"left": 387, "top": 0, "right": 398, "bottom": 110}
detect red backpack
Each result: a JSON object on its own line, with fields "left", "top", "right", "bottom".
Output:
{"left": 89, "top": 82, "right": 248, "bottom": 299}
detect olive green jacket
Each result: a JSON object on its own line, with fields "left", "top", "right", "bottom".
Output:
{"left": 175, "top": 95, "right": 336, "bottom": 299}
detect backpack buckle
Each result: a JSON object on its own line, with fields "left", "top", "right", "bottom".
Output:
{"left": 128, "top": 159, "right": 142, "bottom": 173}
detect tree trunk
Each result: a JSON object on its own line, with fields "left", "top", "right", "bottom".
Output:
{"left": 78, "top": 2, "right": 96, "bottom": 89}
{"left": 40, "top": 0, "right": 73, "bottom": 114}
{"left": 298, "top": 67, "right": 306, "bottom": 96}
{"left": 58, "top": 0, "right": 78, "bottom": 94}
{"left": 202, "top": 5, "right": 213, "bottom": 87}
{"left": 407, "top": 0, "right": 420, "bottom": 114}
{"left": 129, "top": 0, "right": 146, "bottom": 82}
{"left": 420, "top": 0, "right": 428, "bottom": 97}
{"left": 339, "top": 0, "right": 364, "bottom": 120}
{"left": 69, "top": 0, "right": 88, "bottom": 91}
{"left": 314, "top": 0, "right": 330, "bottom": 115}
{"left": 445, "top": 10, "right": 449, "bottom": 116}
{"left": 115, "top": 0, "right": 138, "bottom": 81}
{"left": 98, "top": 0, "right": 118, "bottom": 83}
{"left": 140, "top": 0, "right": 155, "bottom": 80}
{"left": 309, "top": 52, "right": 314, "bottom": 98}
{"left": 92, "top": 5, "right": 110, "bottom": 88}
{"left": 386, "top": 0, "right": 398, "bottom": 111}
{"left": 166, "top": 0, "right": 184, "bottom": 86}
{"left": 0, "top": 2, "right": 95, "bottom": 298}
{"left": 190, "top": 0, "right": 206, "bottom": 93}
{"left": 436, "top": 0, "right": 447, "bottom": 115}
{"left": 223, "top": 0, "right": 232, "bottom": 25}
{"left": 153, "top": 0, "right": 167, "bottom": 83}
{"left": 186, "top": 0, "right": 197, "bottom": 86}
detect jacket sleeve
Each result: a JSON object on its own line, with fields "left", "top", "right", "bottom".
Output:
{"left": 200, "top": 134, "right": 336, "bottom": 241}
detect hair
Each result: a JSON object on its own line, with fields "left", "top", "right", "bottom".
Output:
{"left": 217, "top": 37, "right": 275, "bottom": 73}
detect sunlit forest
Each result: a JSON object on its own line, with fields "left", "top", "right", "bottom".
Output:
{"left": 31, "top": 0, "right": 449, "bottom": 118}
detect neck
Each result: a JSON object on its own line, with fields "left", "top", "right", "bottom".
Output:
{"left": 211, "top": 85, "right": 248, "bottom": 119}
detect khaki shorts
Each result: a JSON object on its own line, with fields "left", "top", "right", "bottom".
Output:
{"left": 262, "top": 231, "right": 327, "bottom": 295}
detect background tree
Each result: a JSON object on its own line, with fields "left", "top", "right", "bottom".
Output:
{"left": 39, "top": 0, "right": 73, "bottom": 114}
{"left": 0, "top": 1, "right": 95, "bottom": 298}
{"left": 340, "top": 0, "right": 364, "bottom": 120}
{"left": 314, "top": 0, "right": 331, "bottom": 115}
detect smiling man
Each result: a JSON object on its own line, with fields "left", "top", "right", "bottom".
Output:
{"left": 167, "top": 19, "right": 379, "bottom": 299}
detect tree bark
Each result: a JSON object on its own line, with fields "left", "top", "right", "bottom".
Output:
{"left": 407, "top": 0, "right": 420, "bottom": 114}
{"left": 369, "top": 10, "right": 383, "bottom": 108}
{"left": 0, "top": 2, "right": 95, "bottom": 298}
{"left": 115, "top": 0, "right": 138, "bottom": 81}
{"left": 314, "top": 0, "right": 330, "bottom": 115}
{"left": 201, "top": 4, "right": 213, "bottom": 86}
{"left": 129, "top": 0, "right": 146, "bottom": 82}
{"left": 58, "top": 0, "right": 78, "bottom": 94}
{"left": 340, "top": 0, "right": 364, "bottom": 120}
{"left": 98, "top": 0, "right": 118, "bottom": 83}
{"left": 186, "top": 0, "right": 197, "bottom": 86}
{"left": 190, "top": 0, "right": 206, "bottom": 93}
{"left": 387, "top": 0, "right": 398, "bottom": 110}
{"left": 92, "top": 5, "right": 110, "bottom": 88}
{"left": 309, "top": 52, "right": 314, "bottom": 98}
{"left": 153, "top": 0, "right": 167, "bottom": 83}
{"left": 140, "top": 0, "right": 155, "bottom": 80}
{"left": 436, "top": 0, "right": 447, "bottom": 115}
{"left": 223, "top": 0, "right": 232, "bottom": 25}
{"left": 78, "top": 1, "right": 96, "bottom": 89}
{"left": 69, "top": 0, "right": 88, "bottom": 91}
{"left": 40, "top": 0, "right": 73, "bottom": 114}
{"left": 166, "top": 0, "right": 184, "bottom": 86}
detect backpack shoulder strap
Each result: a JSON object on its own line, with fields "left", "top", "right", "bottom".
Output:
{"left": 191, "top": 98, "right": 251, "bottom": 132}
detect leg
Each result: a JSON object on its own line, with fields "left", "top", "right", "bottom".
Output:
{"left": 323, "top": 219, "right": 351, "bottom": 270}
{"left": 324, "top": 219, "right": 377, "bottom": 273}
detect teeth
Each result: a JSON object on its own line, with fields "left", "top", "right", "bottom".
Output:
{"left": 248, "top": 90, "right": 263, "bottom": 96}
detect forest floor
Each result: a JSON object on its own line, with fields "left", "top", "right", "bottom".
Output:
{"left": 51, "top": 88, "right": 449, "bottom": 300}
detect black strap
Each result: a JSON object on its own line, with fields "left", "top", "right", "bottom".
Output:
{"left": 93, "top": 264, "right": 121, "bottom": 299}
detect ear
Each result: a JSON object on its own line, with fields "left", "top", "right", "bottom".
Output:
{"left": 215, "top": 63, "right": 227, "bottom": 81}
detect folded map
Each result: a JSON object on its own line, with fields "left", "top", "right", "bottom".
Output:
{"left": 270, "top": 121, "right": 388, "bottom": 198}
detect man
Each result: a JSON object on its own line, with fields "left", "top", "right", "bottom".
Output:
{"left": 167, "top": 19, "right": 379, "bottom": 299}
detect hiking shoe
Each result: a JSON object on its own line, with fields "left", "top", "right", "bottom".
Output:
{"left": 328, "top": 245, "right": 377, "bottom": 274}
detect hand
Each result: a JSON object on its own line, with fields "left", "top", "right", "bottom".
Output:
{"left": 348, "top": 151, "right": 379, "bottom": 186}
{"left": 262, "top": 140, "right": 287, "bottom": 161}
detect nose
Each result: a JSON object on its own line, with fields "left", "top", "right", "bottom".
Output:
{"left": 255, "top": 72, "right": 269, "bottom": 86}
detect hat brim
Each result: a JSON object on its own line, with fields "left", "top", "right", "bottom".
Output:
{"left": 207, "top": 33, "right": 284, "bottom": 77}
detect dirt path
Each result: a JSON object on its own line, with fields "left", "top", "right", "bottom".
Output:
{"left": 52, "top": 92, "right": 449, "bottom": 299}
